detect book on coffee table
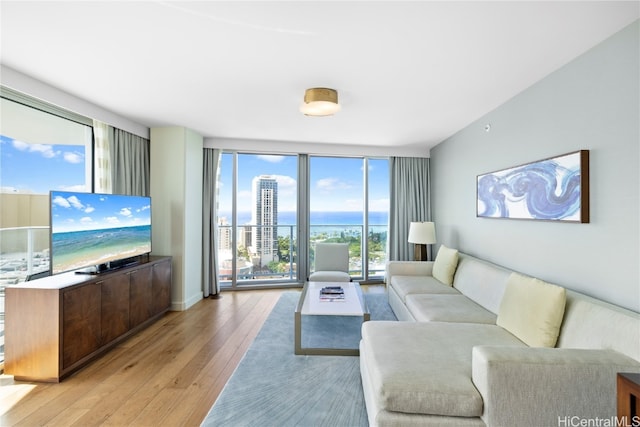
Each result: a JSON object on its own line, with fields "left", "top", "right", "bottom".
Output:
{"left": 320, "top": 286, "right": 345, "bottom": 301}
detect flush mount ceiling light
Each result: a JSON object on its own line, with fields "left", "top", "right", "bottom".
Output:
{"left": 300, "top": 87, "right": 340, "bottom": 116}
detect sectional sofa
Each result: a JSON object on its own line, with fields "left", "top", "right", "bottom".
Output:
{"left": 359, "top": 246, "right": 640, "bottom": 426}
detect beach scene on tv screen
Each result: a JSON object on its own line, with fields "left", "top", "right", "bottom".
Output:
{"left": 51, "top": 192, "right": 151, "bottom": 274}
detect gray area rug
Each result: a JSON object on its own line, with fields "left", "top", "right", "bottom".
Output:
{"left": 201, "top": 291, "right": 397, "bottom": 427}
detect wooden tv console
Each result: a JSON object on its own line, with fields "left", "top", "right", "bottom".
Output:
{"left": 4, "top": 256, "right": 172, "bottom": 382}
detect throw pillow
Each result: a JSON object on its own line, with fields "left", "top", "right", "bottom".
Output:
{"left": 432, "top": 245, "right": 459, "bottom": 286}
{"left": 497, "top": 272, "right": 567, "bottom": 347}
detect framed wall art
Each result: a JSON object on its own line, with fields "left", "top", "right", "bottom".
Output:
{"left": 477, "top": 150, "right": 589, "bottom": 223}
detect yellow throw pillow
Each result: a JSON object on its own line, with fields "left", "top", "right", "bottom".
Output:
{"left": 497, "top": 272, "right": 567, "bottom": 347}
{"left": 432, "top": 245, "right": 459, "bottom": 286}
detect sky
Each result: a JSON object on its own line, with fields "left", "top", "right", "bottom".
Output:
{"left": 0, "top": 135, "right": 87, "bottom": 194}
{"left": 1, "top": 134, "right": 390, "bottom": 215}
{"left": 51, "top": 191, "right": 151, "bottom": 233}
{"left": 218, "top": 153, "right": 389, "bottom": 213}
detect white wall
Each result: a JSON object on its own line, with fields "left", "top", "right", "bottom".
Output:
{"left": 430, "top": 21, "right": 639, "bottom": 311}
{"left": 1, "top": 65, "right": 149, "bottom": 139}
{"left": 150, "top": 127, "right": 203, "bottom": 311}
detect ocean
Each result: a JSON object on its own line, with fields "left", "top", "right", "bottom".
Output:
{"left": 222, "top": 211, "right": 388, "bottom": 226}
{"left": 51, "top": 225, "right": 151, "bottom": 274}
{"left": 218, "top": 211, "right": 388, "bottom": 238}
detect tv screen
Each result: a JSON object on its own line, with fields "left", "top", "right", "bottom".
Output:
{"left": 50, "top": 191, "right": 151, "bottom": 275}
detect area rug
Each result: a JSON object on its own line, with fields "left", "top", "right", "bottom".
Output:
{"left": 201, "top": 291, "right": 397, "bottom": 427}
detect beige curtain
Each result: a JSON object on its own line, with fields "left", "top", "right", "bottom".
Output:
{"left": 93, "top": 120, "right": 112, "bottom": 193}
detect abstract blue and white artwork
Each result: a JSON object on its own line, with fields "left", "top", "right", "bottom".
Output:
{"left": 477, "top": 150, "right": 589, "bottom": 223}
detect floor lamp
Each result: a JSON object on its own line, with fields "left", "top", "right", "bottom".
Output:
{"left": 408, "top": 222, "right": 436, "bottom": 261}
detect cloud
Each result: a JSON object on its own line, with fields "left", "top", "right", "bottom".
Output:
{"left": 106, "top": 216, "right": 120, "bottom": 224}
{"left": 52, "top": 194, "right": 96, "bottom": 213}
{"left": 64, "top": 151, "right": 84, "bottom": 164}
{"left": 273, "top": 175, "right": 298, "bottom": 195}
{"left": 13, "top": 140, "right": 58, "bottom": 158}
{"left": 316, "top": 177, "right": 352, "bottom": 191}
{"left": 67, "top": 196, "right": 84, "bottom": 210}
{"left": 52, "top": 195, "right": 71, "bottom": 208}
{"left": 80, "top": 217, "right": 93, "bottom": 224}
{"left": 31, "top": 144, "right": 57, "bottom": 158}
{"left": 257, "top": 155, "right": 285, "bottom": 163}
{"left": 60, "top": 184, "right": 88, "bottom": 192}
{"left": 11, "top": 140, "right": 29, "bottom": 150}
{"left": 120, "top": 208, "right": 132, "bottom": 217}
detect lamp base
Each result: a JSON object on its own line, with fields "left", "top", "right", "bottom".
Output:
{"left": 414, "top": 244, "right": 428, "bottom": 261}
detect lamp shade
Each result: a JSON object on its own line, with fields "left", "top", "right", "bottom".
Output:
{"left": 408, "top": 222, "right": 436, "bottom": 244}
{"left": 300, "top": 87, "right": 340, "bottom": 116}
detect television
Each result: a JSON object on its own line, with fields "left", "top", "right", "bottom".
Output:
{"left": 50, "top": 191, "right": 152, "bottom": 275}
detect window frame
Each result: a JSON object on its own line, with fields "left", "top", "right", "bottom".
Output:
{"left": 217, "top": 151, "right": 388, "bottom": 289}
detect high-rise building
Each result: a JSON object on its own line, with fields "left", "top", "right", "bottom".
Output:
{"left": 217, "top": 216, "right": 232, "bottom": 251}
{"left": 251, "top": 175, "right": 278, "bottom": 265}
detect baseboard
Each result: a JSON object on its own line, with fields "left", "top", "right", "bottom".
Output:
{"left": 171, "top": 291, "right": 204, "bottom": 311}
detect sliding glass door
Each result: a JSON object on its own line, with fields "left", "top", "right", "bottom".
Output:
{"left": 216, "top": 152, "right": 388, "bottom": 288}
{"left": 217, "top": 153, "right": 298, "bottom": 287}
{"left": 309, "top": 156, "right": 389, "bottom": 281}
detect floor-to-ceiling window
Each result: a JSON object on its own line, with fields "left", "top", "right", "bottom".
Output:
{"left": 217, "top": 152, "right": 388, "bottom": 288}
{"left": 366, "top": 158, "right": 390, "bottom": 279}
{"left": 217, "top": 152, "right": 298, "bottom": 287}
{"left": 0, "top": 88, "right": 94, "bottom": 364}
{"left": 309, "top": 156, "right": 388, "bottom": 281}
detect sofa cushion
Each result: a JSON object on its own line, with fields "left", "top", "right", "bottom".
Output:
{"left": 391, "top": 275, "right": 460, "bottom": 303}
{"left": 406, "top": 294, "right": 497, "bottom": 324}
{"left": 432, "top": 245, "right": 459, "bottom": 285}
{"left": 361, "top": 321, "right": 525, "bottom": 417}
{"left": 452, "top": 253, "right": 511, "bottom": 314}
{"left": 558, "top": 290, "right": 640, "bottom": 362}
{"left": 497, "top": 273, "right": 566, "bottom": 347}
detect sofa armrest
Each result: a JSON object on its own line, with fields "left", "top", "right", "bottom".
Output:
{"left": 472, "top": 345, "right": 640, "bottom": 427}
{"left": 385, "top": 261, "right": 434, "bottom": 284}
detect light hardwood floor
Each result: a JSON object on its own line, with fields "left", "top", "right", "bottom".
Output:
{"left": 0, "top": 285, "right": 384, "bottom": 426}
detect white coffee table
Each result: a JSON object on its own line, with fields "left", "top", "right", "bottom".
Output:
{"left": 294, "top": 281, "right": 370, "bottom": 356}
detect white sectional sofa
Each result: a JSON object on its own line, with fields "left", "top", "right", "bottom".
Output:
{"left": 359, "top": 247, "right": 640, "bottom": 427}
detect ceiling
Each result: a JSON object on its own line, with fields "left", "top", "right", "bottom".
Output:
{"left": 1, "top": 1, "right": 638, "bottom": 153}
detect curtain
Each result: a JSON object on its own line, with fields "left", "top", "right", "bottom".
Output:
{"left": 93, "top": 120, "right": 112, "bottom": 194}
{"left": 389, "top": 157, "right": 432, "bottom": 261}
{"left": 111, "top": 127, "right": 150, "bottom": 196}
{"left": 203, "top": 148, "right": 222, "bottom": 297}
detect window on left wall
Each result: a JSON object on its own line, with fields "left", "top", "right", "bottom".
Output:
{"left": 0, "top": 88, "right": 94, "bottom": 364}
